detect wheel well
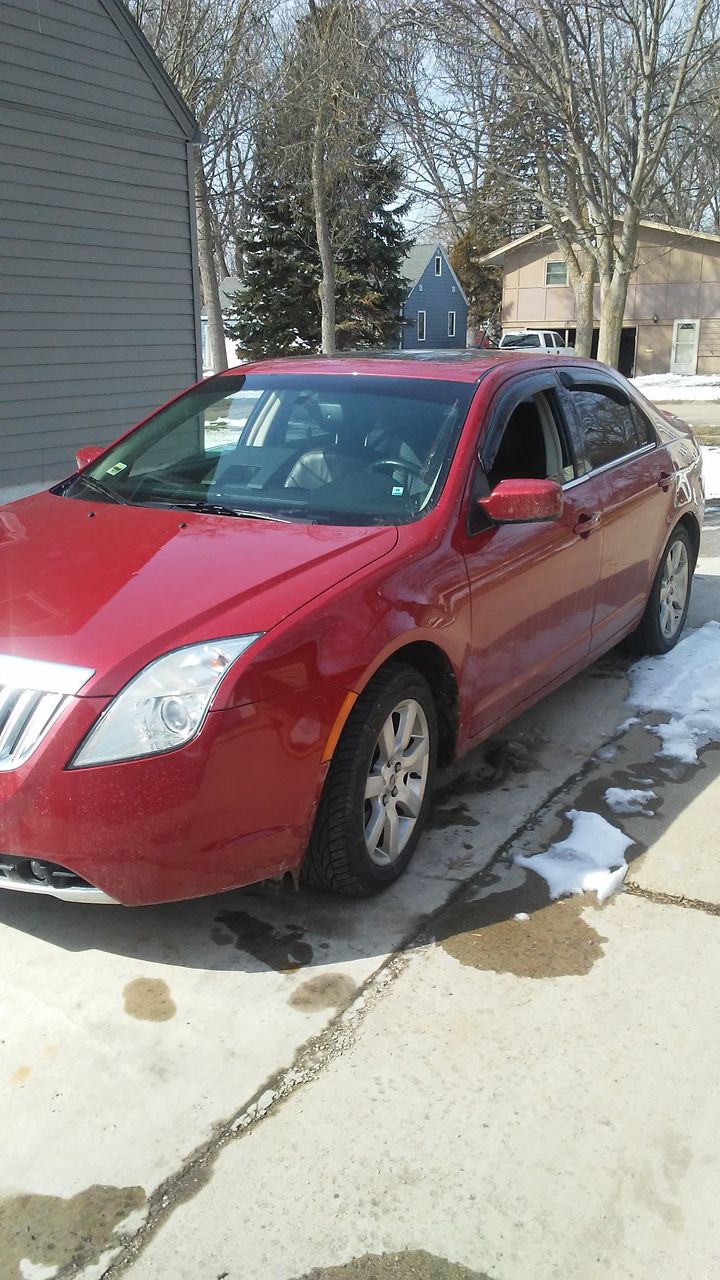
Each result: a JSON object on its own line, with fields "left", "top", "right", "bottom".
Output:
{"left": 675, "top": 513, "right": 701, "bottom": 568}
{"left": 385, "top": 642, "right": 459, "bottom": 767}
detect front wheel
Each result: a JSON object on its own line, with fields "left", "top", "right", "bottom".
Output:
{"left": 302, "top": 664, "right": 437, "bottom": 895}
{"left": 624, "top": 526, "right": 694, "bottom": 655}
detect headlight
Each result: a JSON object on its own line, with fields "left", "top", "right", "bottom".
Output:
{"left": 70, "top": 636, "right": 261, "bottom": 767}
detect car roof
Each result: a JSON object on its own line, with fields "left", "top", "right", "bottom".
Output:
{"left": 217, "top": 350, "right": 602, "bottom": 385}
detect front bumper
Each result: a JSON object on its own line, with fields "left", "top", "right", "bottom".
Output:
{"left": 0, "top": 686, "right": 343, "bottom": 906}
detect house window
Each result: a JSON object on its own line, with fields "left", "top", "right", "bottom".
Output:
{"left": 448, "top": 311, "right": 456, "bottom": 338}
{"left": 417, "top": 310, "right": 427, "bottom": 342}
{"left": 545, "top": 260, "right": 568, "bottom": 286}
{"left": 434, "top": 254, "right": 442, "bottom": 276}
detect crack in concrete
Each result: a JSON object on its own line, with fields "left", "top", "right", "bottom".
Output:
{"left": 625, "top": 881, "right": 720, "bottom": 916}
{"left": 77, "top": 716, "right": 643, "bottom": 1279}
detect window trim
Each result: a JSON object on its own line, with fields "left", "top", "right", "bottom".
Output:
{"left": 545, "top": 260, "right": 569, "bottom": 288}
{"left": 434, "top": 254, "right": 442, "bottom": 276}
{"left": 417, "top": 309, "right": 427, "bottom": 342}
{"left": 448, "top": 310, "right": 456, "bottom": 338}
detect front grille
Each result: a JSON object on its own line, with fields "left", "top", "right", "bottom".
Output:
{"left": 0, "top": 686, "right": 69, "bottom": 771}
{"left": 0, "top": 854, "right": 115, "bottom": 902}
{"left": 0, "top": 854, "right": 89, "bottom": 890}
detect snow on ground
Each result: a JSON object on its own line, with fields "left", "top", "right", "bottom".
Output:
{"left": 703, "top": 447, "right": 720, "bottom": 500}
{"left": 604, "top": 787, "right": 656, "bottom": 816}
{"left": 515, "top": 809, "right": 633, "bottom": 903}
{"left": 633, "top": 373, "right": 720, "bottom": 403}
{"left": 628, "top": 620, "right": 720, "bottom": 763}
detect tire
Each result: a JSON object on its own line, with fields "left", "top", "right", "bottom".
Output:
{"left": 302, "top": 663, "right": 438, "bottom": 896}
{"left": 623, "top": 526, "right": 694, "bottom": 655}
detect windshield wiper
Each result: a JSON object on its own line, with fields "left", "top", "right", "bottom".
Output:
{"left": 74, "top": 474, "right": 129, "bottom": 505}
{"left": 155, "top": 500, "right": 292, "bottom": 522}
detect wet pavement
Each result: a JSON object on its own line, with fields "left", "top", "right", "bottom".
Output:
{"left": 1, "top": 511, "right": 719, "bottom": 1279}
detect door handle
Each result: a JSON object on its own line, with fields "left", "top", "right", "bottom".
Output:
{"left": 574, "top": 511, "right": 602, "bottom": 537}
{"left": 658, "top": 470, "right": 673, "bottom": 492}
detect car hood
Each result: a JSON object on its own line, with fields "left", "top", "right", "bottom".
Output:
{"left": 0, "top": 492, "right": 397, "bottom": 694}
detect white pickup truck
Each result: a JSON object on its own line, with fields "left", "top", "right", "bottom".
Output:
{"left": 499, "top": 329, "right": 576, "bottom": 354}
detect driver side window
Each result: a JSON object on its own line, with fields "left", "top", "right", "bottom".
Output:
{"left": 487, "top": 392, "right": 575, "bottom": 490}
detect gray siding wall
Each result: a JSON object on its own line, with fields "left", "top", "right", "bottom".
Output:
{"left": 401, "top": 252, "right": 468, "bottom": 350}
{"left": 0, "top": 0, "right": 200, "bottom": 497}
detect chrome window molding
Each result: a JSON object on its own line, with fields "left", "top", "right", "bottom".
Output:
{"left": 0, "top": 655, "right": 94, "bottom": 695}
{"left": 562, "top": 442, "right": 657, "bottom": 490}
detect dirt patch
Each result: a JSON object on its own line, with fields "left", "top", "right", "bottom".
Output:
{"left": 0, "top": 1184, "right": 146, "bottom": 1277}
{"left": 289, "top": 973, "right": 357, "bottom": 1012}
{"left": 213, "top": 909, "right": 313, "bottom": 971}
{"left": 292, "top": 1250, "right": 493, "bottom": 1279}
{"left": 123, "top": 977, "right": 176, "bottom": 1022}
{"left": 9, "top": 1066, "right": 31, "bottom": 1085}
{"left": 436, "top": 876, "right": 607, "bottom": 978}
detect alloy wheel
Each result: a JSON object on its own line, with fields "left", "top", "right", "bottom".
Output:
{"left": 659, "top": 539, "right": 689, "bottom": 640}
{"left": 363, "top": 698, "right": 430, "bottom": 867}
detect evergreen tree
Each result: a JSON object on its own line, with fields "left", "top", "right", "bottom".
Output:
{"left": 225, "top": 156, "right": 320, "bottom": 360}
{"left": 226, "top": 144, "right": 411, "bottom": 358}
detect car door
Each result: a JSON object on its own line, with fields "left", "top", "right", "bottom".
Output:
{"left": 556, "top": 372, "right": 676, "bottom": 650}
{"left": 457, "top": 371, "right": 605, "bottom": 738}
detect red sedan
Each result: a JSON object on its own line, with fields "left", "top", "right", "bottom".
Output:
{"left": 0, "top": 353, "right": 704, "bottom": 905}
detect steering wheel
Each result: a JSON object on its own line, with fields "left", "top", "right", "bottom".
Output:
{"left": 369, "top": 457, "right": 426, "bottom": 480}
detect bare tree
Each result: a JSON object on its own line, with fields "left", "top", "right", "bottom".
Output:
{"left": 270, "top": 0, "right": 402, "bottom": 353}
{"left": 437, "top": 0, "right": 719, "bottom": 367}
{"left": 128, "top": 0, "right": 267, "bottom": 372}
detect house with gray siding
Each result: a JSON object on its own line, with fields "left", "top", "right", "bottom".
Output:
{"left": 399, "top": 244, "right": 468, "bottom": 350}
{"left": 0, "top": 0, "right": 201, "bottom": 500}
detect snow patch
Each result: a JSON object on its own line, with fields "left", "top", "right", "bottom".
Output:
{"left": 604, "top": 786, "right": 656, "bottom": 815}
{"left": 514, "top": 809, "right": 633, "bottom": 903}
{"left": 633, "top": 373, "right": 720, "bottom": 403}
{"left": 628, "top": 621, "right": 720, "bottom": 762}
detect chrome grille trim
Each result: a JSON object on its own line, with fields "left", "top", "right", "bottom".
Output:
{"left": 0, "top": 654, "right": 94, "bottom": 695}
{"left": 0, "top": 686, "right": 70, "bottom": 771}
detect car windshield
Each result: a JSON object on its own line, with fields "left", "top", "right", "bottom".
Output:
{"left": 60, "top": 373, "right": 476, "bottom": 526}
{"left": 500, "top": 333, "right": 542, "bottom": 348}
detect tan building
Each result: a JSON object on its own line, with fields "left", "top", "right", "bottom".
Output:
{"left": 481, "top": 220, "right": 720, "bottom": 377}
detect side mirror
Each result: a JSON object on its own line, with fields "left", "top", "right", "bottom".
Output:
{"left": 75, "top": 445, "right": 104, "bottom": 471}
{"left": 478, "top": 478, "right": 563, "bottom": 524}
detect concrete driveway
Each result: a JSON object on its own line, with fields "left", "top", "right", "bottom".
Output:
{"left": 2, "top": 512, "right": 719, "bottom": 1280}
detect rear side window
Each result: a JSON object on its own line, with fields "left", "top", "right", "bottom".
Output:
{"left": 567, "top": 385, "right": 649, "bottom": 471}
{"left": 502, "top": 332, "right": 541, "bottom": 349}
{"left": 543, "top": 332, "right": 555, "bottom": 346}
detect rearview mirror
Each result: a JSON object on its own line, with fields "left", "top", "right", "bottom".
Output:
{"left": 75, "top": 446, "right": 104, "bottom": 470}
{"left": 478, "top": 478, "right": 563, "bottom": 524}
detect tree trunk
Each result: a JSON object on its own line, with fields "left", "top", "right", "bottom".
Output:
{"left": 311, "top": 124, "right": 336, "bottom": 354}
{"left": 597, "top": 272, "right": 630, "bottom": 368}
{"left": 195, "top": 159, "right": 228, "bottom": 374}
{"left": 571, "top": 269, "right": 595, "bottom": 358}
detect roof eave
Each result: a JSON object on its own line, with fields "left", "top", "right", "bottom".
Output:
{"left": 99, "top": 0, "right": 202, "bottom": 142}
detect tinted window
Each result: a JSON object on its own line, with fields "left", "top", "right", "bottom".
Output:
{"left": 543, "top": 332, "right": 555, "bottom": 346}
{"left": 568, "top": 386, "right": 647, "bottom": 470}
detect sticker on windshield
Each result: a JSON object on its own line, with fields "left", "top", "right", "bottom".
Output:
{"left": 106, "top": 463, "right": 127, "bottom": 475}
{"left": 392, "top": 485, "right": 404, "bottom": 496}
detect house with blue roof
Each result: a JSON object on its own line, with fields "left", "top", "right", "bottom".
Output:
{"left": 399, "top": 244, "right": 469, "bottom": 350}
